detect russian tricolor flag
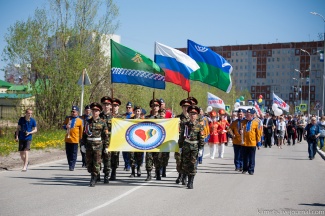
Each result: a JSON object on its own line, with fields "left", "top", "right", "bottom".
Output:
{"left": 155, "top": 42, "right": 199, "bottom": 92}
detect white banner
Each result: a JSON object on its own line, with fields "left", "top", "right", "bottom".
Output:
{"left": 207, "top": 92, "right": 225, "bottom": 109}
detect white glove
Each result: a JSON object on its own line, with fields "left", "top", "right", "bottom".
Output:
{"left": 81, "top": 145, "right": 86, "bottom": 153}
{"left": 104, "top": 148, "right": 108, "bottom": 154}
{"left": 198, "top": 149, "right": 203, "bottom": 157}
{"left": 179, "top": 148, "right": 182, "bottom": 154}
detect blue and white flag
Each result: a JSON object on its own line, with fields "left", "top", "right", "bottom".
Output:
{"left": 273, "top": 93, "right": 290, "bottom": 112}
{"left": 207, "top": 92, "right": 225, "bottom": 109}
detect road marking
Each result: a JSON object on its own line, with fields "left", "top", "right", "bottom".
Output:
{"left": 77, "top": 153, "right": 210, "bottom": 215}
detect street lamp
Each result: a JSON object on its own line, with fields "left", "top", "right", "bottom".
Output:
{"left": 295, "top": 69, "right": 304, "bottom": 105}
{"left": 310, "top": 11, "right": 325, "bottom": 116}
{"left": 292, "top": 78, "right": 300, "bottom": 104}
{"left": 300, "top": 49, "right": 311, "bottom": 121}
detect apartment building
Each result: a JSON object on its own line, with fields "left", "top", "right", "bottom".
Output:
{"left": 181, "top": 41, "right": 324, "bottom": 112}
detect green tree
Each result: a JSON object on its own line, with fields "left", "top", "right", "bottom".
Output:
{"left": 2, "top": 0, "right": 119, "bottom": 128}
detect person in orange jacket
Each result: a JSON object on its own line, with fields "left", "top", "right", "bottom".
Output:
{"left": 63, "top": 106, "right": 84, "bottom": 171}
{"left": 228, "top": 108, "right": 246, "bottom": 171}
{"left": 241, "top": 108, "right": 263, "bottom": 175}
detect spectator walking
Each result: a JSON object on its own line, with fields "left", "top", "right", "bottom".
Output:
{"left": 304, "top": 117, "right": 320, "bottom": 160}
{"left": 317, "top": 116, "right": 325, "bottom": 150}
{"left": 15, "top": 108, "right": 37, "bottom": 172}
{"left": 276, "top": 116, "right": 286, "bottom": 149}
{"left": 296, "top": 114, "right": 306, "bottom": 143}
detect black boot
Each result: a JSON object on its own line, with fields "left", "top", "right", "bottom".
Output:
{"left": 187, "top": 175, "right": 194, "bottom": 189}
{"left": 89, "top": 174, "right": 96, "bottom": 187}
{"left": 137, "top": 166, "right": 141, "bottom": 177}
{"left": 162, "top": 166, "right": 166, "bottom": 177}
{"left": 175, "top": 173, "right": 182, "bottom": 184}
{"left": 156, "top": 169, "right": 161, "bottom": 180}
{"left": 104, "top": 174, "right": 109, "bottom": 183}
{"left": 181, "top": 174, "right": 187, "bottom": 185}
{"left": 186, "top": 175, "right": 192, "bottom": 188}
{"left": 109, "top": 168, "right": 116, "bottom": 181}
{"left": 129, "top": 167, "right": 135, "bottom": 178}
{"left": 97, "top": 173, "right": 101, "bottom": 182}
{"left": 145, "top": 170, "right": 152, "bottom": 181}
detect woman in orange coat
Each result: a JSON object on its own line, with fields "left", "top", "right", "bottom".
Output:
{"left": 208, "top": 110, "right": 221, "bottom": 159}
{"left": 218, "top": 109, "right": 230, "bottom": 158}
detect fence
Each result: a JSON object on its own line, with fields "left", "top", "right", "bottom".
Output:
{"left": 0, "top": 105, "right": 27, "bottom": 120}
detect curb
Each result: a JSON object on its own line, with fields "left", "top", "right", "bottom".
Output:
{"left": 317, "top": 148, "right": 325, "bottom": 160}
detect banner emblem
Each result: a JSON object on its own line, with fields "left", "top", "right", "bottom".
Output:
{"left": 125, "top": 122, "right": 166, "bottom": 150}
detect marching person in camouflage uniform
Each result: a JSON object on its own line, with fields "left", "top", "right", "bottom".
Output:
{"left": 145, "top": 98, "right": 162, "bottom": 181}
{"left": 129, "top": 106, "right": 144, "bottom": 177}
{"left": 83, "top": 102, "right": 109, "bottom": 187}
{"left": 175, "top": 99, "right": 192, "bottom": 184}
{"left": 109, "top": 98, "right": 124, "bottom": 181}
{"left": 178, "top": 105, "right": 204, "bottom": 189}
{"left": 99, "top": 96, "right": 113, "bottom": 183}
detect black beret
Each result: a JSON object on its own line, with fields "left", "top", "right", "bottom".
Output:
{"left": 187, "top": 96, "right": 198, "bottom": 105}
{"left": 179, "top": 99, "right": 192, "bottom": 106}
{"left": 112, "top": 98, "right": 121, "bottom": 106}
{"left": 100, "top": 96, "right": 113, "bottom": 104}
{"left": 149, "top": 98, "right": 161, "bottom": 107}
{"left": 90, "top": 102, "right": 103, "bottom": 111}
{"left": 187, "top": 105, "right": 200, "bottom": 114}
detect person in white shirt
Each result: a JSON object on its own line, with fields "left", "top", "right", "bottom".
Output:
{"left": 276, "top": 116, "right": 286, "bottom": 149}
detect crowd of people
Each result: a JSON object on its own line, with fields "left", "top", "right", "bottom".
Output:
{"left": 15, "top": 97, "right": 325, "bottom": 189}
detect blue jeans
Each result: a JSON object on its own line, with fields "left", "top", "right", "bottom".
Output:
{"left": 307, "top": 140, "right": 317, "bottom": 159}
{"left": 319, "top": 137, "right": 324, "bottom": 150}
{"left": 65, "top": 143, "right": 78, "bottom": 169}
{"left": 196, "top": 148, "right": 204, "bottom": 168}
{"left": 233, "top": 144, "right": 243, "bottom": 169}
{"left": 242, "top": 146, "right": 256, "bottom": 173}
{"left": 122, "top": 151, "right": 130, "bottom": 169}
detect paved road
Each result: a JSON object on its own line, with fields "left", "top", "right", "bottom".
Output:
{"left": 1, "top": 141, "right": 324, "bottom": 216}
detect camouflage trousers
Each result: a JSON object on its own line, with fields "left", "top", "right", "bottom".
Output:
{"left": 174, "top": 152, "right": 182, "bottom": 173}
{"left": 86, "top": 142, "right": 102, "bottom": 176}
{"left": 129, "top": 152, "right": 144, "bottom": 168}
{"left": 146, "top": 152, "right": 170, "bottom": 171}
{"left": 102, "top": 151, "right": 111, "bottom": 175}
{"left": 161, "top": 152, "right": 170, "bottom": 167}
{"left": 110, "top": 151, "right": 120, "bottom": 169}
{"left": 182, "top": 142, "right": 199, "bottom": 176}
{"left": 102, "top": 151, "right": 120, "bottom": 174}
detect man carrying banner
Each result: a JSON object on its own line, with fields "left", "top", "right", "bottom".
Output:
{"left": 178, "top": 105, "right": 204, "bottom": 189}
{"left": 129, "top": 106, "right": 145, "bottom": 178}
{"left": 109, "top": 98, "right": 124, "bottom": 181}
{"left": 122, "top": 102, "right": 134, "bottom": 172}
{"left": 83, "top": 102, "right": 109, "bottom": 187}
{"left": 175, "top": 99, "right": 192, "bottom": 184}
{"left": 145, "top": 98, "right": 162, "bottom": 181}
{"left": 100, "top": 96, "right": 113, "bottom": 183}
{"left": 158, "top": 108, "right": 170, "bottom": 178}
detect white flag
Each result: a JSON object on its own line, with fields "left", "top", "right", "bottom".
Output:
{"left": 207, "top": 92, "right": 225, "bottom": 110}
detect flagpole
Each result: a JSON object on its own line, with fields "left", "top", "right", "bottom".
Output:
{"left": 80, "top": 69, "right": 85, "bottom": 115}
{"left": 153, "top": 41, "right": 157, "bottom": 101}
{"left": 110, "top": 39, "right": 114, "bottom": 99}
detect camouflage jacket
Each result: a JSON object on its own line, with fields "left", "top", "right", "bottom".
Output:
{"left": 176, "top": 113, "right": 190, "bottom": 131}
{"left": 145, "top": 113, "right": 161, "bottom": 119}
{"left": 178, "top": 120, "right": 204, "bottom": 149}
{"left": 82, "top": 117, "right": 109, "bottom": 149}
